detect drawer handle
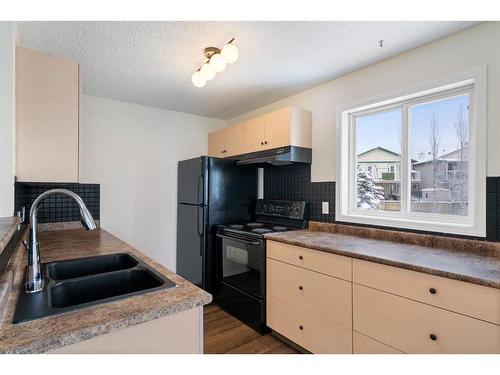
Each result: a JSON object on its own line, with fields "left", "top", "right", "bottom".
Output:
{"left": 299, "top": 325, "right": 304, "bottom": 330}
{"left": 264, "top": 141, "right": 268, "bottom": 144}
{"left": 299, "top": 255, "right": 303, "bottom": 260}
{"left": 261, "top": 142, "right": 264, "bottom": 145}
{"left": 429, "top": 334, "right": 437, "bottom": 341}
{"left": 429, "top": 288, "right": 437, "bottom": 294}
{"left": 299, "top": 285, "right": 303, "bottom": 291}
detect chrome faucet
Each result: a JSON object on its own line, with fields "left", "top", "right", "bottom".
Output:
{"left": 24, "top": 189, "right": 97, "bottom": 293}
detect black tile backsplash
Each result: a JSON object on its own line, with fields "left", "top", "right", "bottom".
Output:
{"left": 14, "top": 182, "right": 100, "bottom": 224}
{"left": 486, "top": 177, "right": 500, "bottom": 242}
{"left": 264, "top": 163, "right": 336, "bottom": 223}
{"left": 265, "top": 165, "right": 499, "bottom": 241}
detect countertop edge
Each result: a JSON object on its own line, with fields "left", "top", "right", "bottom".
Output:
{"left": 5, "top": 293, "right": 212, "bottom": 354}
{"left": 0, "top": 217, "right": 21, "bottom": 256}
{"left": 265, "top": 234, "right": 500, "bottom": 289}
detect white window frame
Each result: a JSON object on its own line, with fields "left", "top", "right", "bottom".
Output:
{"left": 336, "top": 66, "right": 487, "bottom": 237}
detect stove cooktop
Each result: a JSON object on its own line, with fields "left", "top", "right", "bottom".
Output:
{"left": 219, "top": 222, "right": 297, "bottom": 238}
{"left": 218, "top": 200, "right": 309, "bottom": 239}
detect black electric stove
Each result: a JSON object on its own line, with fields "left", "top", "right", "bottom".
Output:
{"left": 215, "top": 200, "right": 309, "bottom": 333}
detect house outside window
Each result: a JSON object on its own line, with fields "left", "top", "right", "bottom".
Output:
{"left": 336, "top": 67, "right": 486, "bottom": 236}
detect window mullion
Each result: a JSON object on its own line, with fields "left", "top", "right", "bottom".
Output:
{"left": 400, "top": 104, "right": 409, "bottom": 215}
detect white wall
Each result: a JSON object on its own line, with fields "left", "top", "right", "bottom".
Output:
{"left": 227, "top": 22, "right": 500, "bottom": 181}
{"left": 0, "top": 22, "right": 16, "bottom": 216}
{"left": 79, "top": 95, "right": 225, "bottom": 269}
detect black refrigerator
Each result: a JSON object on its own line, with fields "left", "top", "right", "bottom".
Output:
{"left": 176, "top": 156, "right": 257, "bottom": 294}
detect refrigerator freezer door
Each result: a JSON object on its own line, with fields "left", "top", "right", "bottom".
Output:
{"left": 177, "top": 157, "right": 207, "bottom": 205}
{"left": 176, "top": 204, "right": 205, "bottom": 286}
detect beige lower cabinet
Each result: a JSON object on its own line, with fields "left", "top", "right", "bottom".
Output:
{"left": 267, "top": 240, "right": 351, "bottom": 281}
{"left": 48, "top": 306, "right": 203, "bottom": 354}
{"left": 353, "top": 331, "right": 403, "bottom": 354}
{"left": 353, "top": 284, "right": 500, "bottom": 354}
{"left": 353, "top": 259, "right": 500, "bottom": 325}
{"left": 266, "top": 241, "right": 500, "bottom": 354}
{"left": 268, "top": 294, "right": 352, "bottom": 353}
{"left": 266, "top": 254, "right": 352, "bottom": 353}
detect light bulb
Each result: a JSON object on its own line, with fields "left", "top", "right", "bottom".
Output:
{"left": 221, "top": 43, "right": 239, "bottom": 64}
{"left": 200, "top": 63, "right": 215, "bottom": 81}
{"left": 209, "top": 53, "right": 226, "bottom": 73}
{"left": 191, "top": 71, "right": 206, "bottom": 88}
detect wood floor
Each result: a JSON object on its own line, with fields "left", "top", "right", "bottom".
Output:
{"left": 203, "top": 304, "right": 301, "bottom": 354}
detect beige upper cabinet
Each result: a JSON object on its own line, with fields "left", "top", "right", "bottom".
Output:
{"left": 16, "top": 47, "right": 79, "bottom": 182}
{"left": 262, "top": 107, "right": 292, "bottom": 150}
{"left": 224, "top": 124, "right": 246, "bottom": 157}
{"left": 208, "top": 128, "right": 226, "bottom": 157}
{"left": 208, "top": 106, "right": 312, "bottom": 158}
{"left": 241, "top": 116, "right": 265, "bottom": 154}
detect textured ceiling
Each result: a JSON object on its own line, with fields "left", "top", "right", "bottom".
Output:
{"left": 18, "top": 21, "right": 478, "bottom": 120}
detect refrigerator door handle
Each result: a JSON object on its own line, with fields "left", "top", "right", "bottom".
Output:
{"left": 197, "top": 206, "right": 205, "bottom": 256}
{"left": 197, "top": 175, "right": 204, "bottom": 205}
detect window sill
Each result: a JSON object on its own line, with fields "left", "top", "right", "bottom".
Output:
{"left": 335, "top": 212, "right": 485, "bottom": 238}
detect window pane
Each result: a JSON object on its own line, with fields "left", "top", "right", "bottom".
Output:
{"left": 410, "top": 94, "right": 469, "bottom": 216}
{"left": 355, "top": 108, "right": 401, "bottom": 211}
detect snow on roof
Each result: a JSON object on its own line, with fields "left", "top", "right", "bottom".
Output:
{"left": 357, "top": 146, "right": 400, "bottom": 157}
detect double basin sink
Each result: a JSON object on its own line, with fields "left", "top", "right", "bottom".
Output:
{"left": 13, "top": 253, "right": 176, "bottom": 324}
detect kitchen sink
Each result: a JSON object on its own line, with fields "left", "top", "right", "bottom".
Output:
{"left": 12, "top": 253, "right": 176, "bottom": 324}
{"left": 46, "top": 253, "right": 138, "bottom": 280}
{"left": 50, "top": 269, "right": 164, "bottom": 308}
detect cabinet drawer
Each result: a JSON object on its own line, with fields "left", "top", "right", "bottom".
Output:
{"left": 353, "top": 331, "right": 403, "bottom": 354}
{"left": 267, "top": 258, "right": 351, "bottom": 327}
{"left": 353, "top": 284, "right": 500, "bottom": 353}
{"left": 267, "top": 241, "right": 351, "bottom": 281}
{"left": 267, "top": 295, "right": 352, "bottom": 353}
{"left": 353, "top": 259, "right": 500, "bottom": 325}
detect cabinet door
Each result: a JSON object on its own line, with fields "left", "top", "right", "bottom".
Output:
{"left": 267, "top": 294, "right": 352, "bottom": 353}
{"left": 353, "top": 284, "right": 500, "bottom": 354}
{"left": 16, "top": 47, "right": 79, "bottom": 182}
{"left": 208, "top": 129, "right": 226, "bottom": 157}
{"left": 224, "top": 123, "right": 246, "bottom": 157}
{"left": 267, "top": 258, "right": 352, "bottom": 327}
{"left": 263, "top": 107, "right": 291, "bottom": 150}
{"left": 241, "top": 116, "right": 266, "bottom": 153}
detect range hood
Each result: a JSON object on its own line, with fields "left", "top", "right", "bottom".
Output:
{"left": 235, "top": 146, "right": 311, "bottom": 166}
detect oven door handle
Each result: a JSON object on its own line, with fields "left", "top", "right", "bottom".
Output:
{"left": 216, "top": 233, "right": 262, "bottom": 246}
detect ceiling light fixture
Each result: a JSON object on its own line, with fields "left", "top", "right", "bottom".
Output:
{"left": 192, "top": 38, "right": 239, "bottom": 88}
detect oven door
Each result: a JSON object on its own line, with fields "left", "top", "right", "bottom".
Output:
{"left": 216, "top": 233, "right": 265, "bottom": 299}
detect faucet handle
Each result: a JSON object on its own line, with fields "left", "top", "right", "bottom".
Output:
{"left": 22, "top": 240, "right": 29, "bottom": 252}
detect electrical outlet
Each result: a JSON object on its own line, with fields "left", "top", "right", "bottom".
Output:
{"left": 322, "top": 202, "right": 329, "bottom": 214}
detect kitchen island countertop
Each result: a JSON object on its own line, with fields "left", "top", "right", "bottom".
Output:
{"left": 0, "top": 228, "right": 212, "bottom": 353}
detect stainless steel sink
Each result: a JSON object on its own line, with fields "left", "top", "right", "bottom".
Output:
{"left": 12, "top": 253, "right": 176, "bottom": 323}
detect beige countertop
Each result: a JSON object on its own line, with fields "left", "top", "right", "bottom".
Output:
{"left": 265, "top": 224, "right": 500, "bottom": 289}
{"left": 0, "top": 228, "right": 212, "bottom": 353}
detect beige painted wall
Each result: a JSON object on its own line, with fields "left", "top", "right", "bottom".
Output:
{"left": 227, "top": 22, "right": 500, "bottom": 181}
{"left": 79, "top": 95, "right": 225, "bottom": 269}
{"left": 0, "top": 22, "right": 16, "bottom": 216}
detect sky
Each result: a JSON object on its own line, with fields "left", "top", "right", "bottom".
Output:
{"left": 356, "top": 94, "right": 470, "bottom": 160}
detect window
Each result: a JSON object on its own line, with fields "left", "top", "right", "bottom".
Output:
{"left": 336, "top": 67, "right": 486, "bottom": 236}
